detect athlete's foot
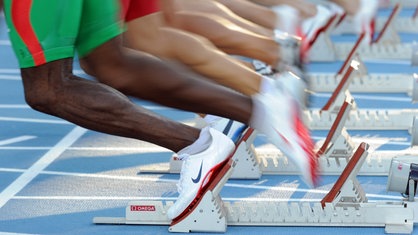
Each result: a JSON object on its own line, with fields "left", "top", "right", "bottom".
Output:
{"left": 167, "top": 127, "right": 235, "bottom": 220}
{"left": 301, "top": 4, "right": 335, "bottom": 47}
{"left": 353, "top": 0, "right": 378, "bottom": 44}
{"left": 274, "top": 30, "right": 305, "bottom": 73}
{"left": 251, "top": 74, "right": 318, "bottom": 187}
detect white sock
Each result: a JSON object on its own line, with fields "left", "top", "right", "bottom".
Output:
{"left": 176, "top": 127, "right": 212, "bottom": 159}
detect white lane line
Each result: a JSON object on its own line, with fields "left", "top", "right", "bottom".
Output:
{"left": 0, "top": 168, "right": 400, "bottom": 200}
{"left": 0, "top": 105, "right": 30, "bottom": 109}
{"left": 313, "top": 93, "right": 413, "bottom": 102}
{"left": 0, "top": 117, "right": 71, "bottom": 124}
{"left": 0, "top": 68, "right": 87, "bottom": 75}
{"left": 311, "top": 136, "right": 411, "bottom": 146}
{"left": 0, "top": 104, "right": 187, "bottom": 112}
{"left": 0, "top": 233, "right": 38, "bottom": 235}
{"left": 0, "top": 166, "right": 401, "bottom": 200}
{"left": 0, "top": 40, "right": 10, "bottom": 45}
{"left": 0, "top": 135, "right": 411, "bottom": 151}
{"left": 0, "top": 136, "right": 36, "bottom": 146}
{"left": 0, "top": 126, "right": 87, "bottom": 209}
{"left": 366, "top": 59, "right": 412, "bottom": 65}
{"left": 0, "top": 168, "right": 25, "bottom": 173}
{"left": 0, "top": 74, "right": 20, "bottom": 80}
{"left": 0, "top": 146, "right": 170, "bottom": 152}
{"left": 11, "top": 194, "right": 402, "bottom": 201}
{"left": 0, "top": 69, "right": 19, "bottom": 73}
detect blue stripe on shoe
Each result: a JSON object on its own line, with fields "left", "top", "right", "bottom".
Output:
{"left": 222, "top": 119, "right": 234, "bottom": 136}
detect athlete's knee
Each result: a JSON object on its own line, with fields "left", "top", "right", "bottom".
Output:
{"left": 20, "top": 61, "right": 69, "bottom": 115}
{"left": 81, "top": 38, "right": 134, "bottom": 91}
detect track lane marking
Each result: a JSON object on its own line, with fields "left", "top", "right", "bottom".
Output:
{"left": 0, "top": 126, "right": 86, "bottom": 208}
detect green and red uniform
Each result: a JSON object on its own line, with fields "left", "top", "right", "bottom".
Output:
{"left": 3, "top": 0, "right": 123, "bottom": 68}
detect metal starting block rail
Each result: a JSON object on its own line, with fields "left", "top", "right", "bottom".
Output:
{"left": 308, "top": 42, "right": 418, "bottom": 95}
{"left": 310, "top": 4, "right": 416, "bottom": 62}
{"left": 306, "top": 58, "right": 418, "bottom": 131}
{"left": 94, "top": 142, "right": 418, "bottom": 234}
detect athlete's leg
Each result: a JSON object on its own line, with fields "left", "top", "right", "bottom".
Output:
{"left": 82, "top": 36, "right": 253, "bottom": 123}
{"left": 215, "top": 0, "right": 279, "bottom": 29}
{"left": 242, "top": 0, "right": 318, "bottom": 19}
{"left": 21, "top": 59, "right": 200, "bottom": 152}
{"left": 163, "top": 10, "right": 280, "bottom": 67}
{"left": 124, "top": 13, "right": 262, "bottom": 96}
{"left": 173, "top": 0, "right": 274, "bottom": 37}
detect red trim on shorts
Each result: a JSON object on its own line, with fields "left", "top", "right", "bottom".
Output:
{"left": 120, "top": 0, "right": 160, "bottom": 22}
{"left": 11, "top": 0, "right": 46, "bottom": 66}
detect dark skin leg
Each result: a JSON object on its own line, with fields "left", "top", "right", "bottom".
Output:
{"left": 22, "top": 36, "right": 252, "bottom": 152}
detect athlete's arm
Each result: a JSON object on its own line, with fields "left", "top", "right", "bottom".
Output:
{"left": 0, "top": 0, "right": 3, "bottom": 13}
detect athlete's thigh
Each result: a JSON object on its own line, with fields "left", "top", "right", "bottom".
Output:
{"left": 3, "top": 0, "right": 83, "bottom": 68}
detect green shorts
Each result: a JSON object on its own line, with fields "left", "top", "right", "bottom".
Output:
{"left": 3, "top": 0, "right": 124, "bottom": 68}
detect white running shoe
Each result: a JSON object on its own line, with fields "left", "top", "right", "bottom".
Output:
{"left": 251, "top": 73, "right": 318, "bottom": 187}
{"left": 273, "top": 70, "right": 308, "bottom": 108}
{"left": 334, "top": 0, "right": 378, "bottom": 44}
{"left": 167, "top": 127, "right": 235, "bottom": 220}
{"left": 352, "top": 0, "right": 378, "bottom": 44}
{"left": 204, "top": 115, "right": 247, "bottom": 143}
{"left": 301, "top": 4, "right": 335, "bottom": 46}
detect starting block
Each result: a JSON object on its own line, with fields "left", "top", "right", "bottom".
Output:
{"left": 140, "top": 128, "right": 262, "bottom": 179}
{"left": 139, "top": 88, "right": 418, "bottom": 179}
{"left": 94, "top": 142, "right": 418, "bottom": 234}
{"left": 310, "top": 4, "right": 415, "bottom": 62}
{"left": 375, "top": 10, "right": 418, "bottom": 34}
{"left": 306, "top": 59, "right": 418, "bottom": 131}
{"left": 139, "top": 58, "right": 418, "bottom": 178}
{"left": 309, "top": 22, "right": 418, "bottom": 94}
{"left": 386, "top": 0, "right": 418, "bottom": 8}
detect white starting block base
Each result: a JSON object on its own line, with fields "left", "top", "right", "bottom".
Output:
{"left": 95, "top": 143, "right": 417, "bottom": 234}
{"left": 332, "top": 42, "right": 413, "bottom": 61}
{"left": 310, "top": 3, "right": 417, "bottom": 62}
{"left": 308, "top": 73, "right": 416, "bottom": 94}
{"left": 305, "top": 109, "right": 418, "bottom": 130}
{"left": 94, "top": 199, "right": 414, "bottom": 234}
{"left": 376, "top": 16, "right": 418, "bottom": 33}
{"left": 386, "top": 0, "right": 418, "bottom": 8}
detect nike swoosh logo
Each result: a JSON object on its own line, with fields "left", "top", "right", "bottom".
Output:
{"left": 191, "top": 160, "right": 203, "bottom": 184}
